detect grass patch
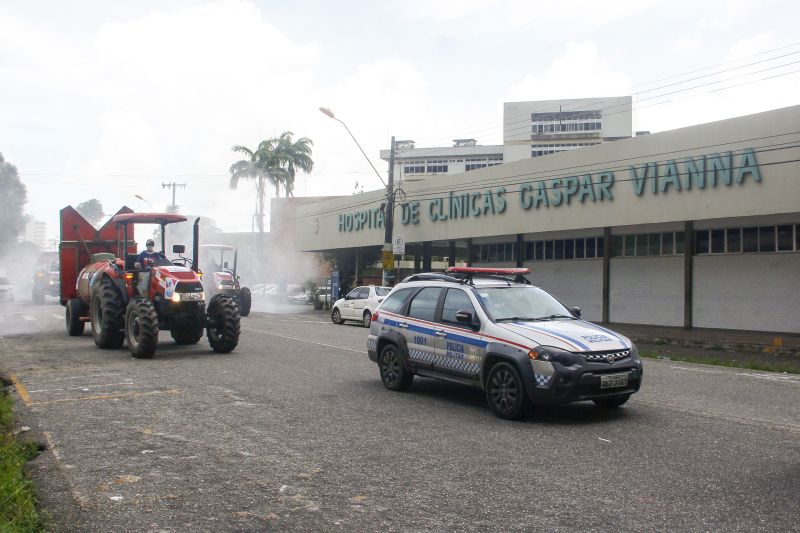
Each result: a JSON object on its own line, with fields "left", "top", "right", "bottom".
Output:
{"left": 0, "top": 389, "right": 45, "bottom": 532}
{"left": 640, "top": 352, "right": 800, "bottom": 374}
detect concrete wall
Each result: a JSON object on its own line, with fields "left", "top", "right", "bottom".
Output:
{"left": 524, "top": 260, "right": 603, "bottom": 321}
{"left": 694, "top": 253, "right": 800, "bottom": 333}
{"left": 610, "top": 256, "right": 684, "bottom": 326}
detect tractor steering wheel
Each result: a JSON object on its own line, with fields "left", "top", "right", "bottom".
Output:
{"left": 172, "top": 257, "right": 192, "bottom": 268}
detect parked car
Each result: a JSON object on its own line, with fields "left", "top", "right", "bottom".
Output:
{"left": 331, "top": 285, "right": 392, "bottom": 327}
{"left": 0, "top": 276, "right": 15, "bottom": 302}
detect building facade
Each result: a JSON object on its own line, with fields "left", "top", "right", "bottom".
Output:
{"left": 294, "top": 106, "right": 800, "bottom": 334}
{"left": 380, "top": 96, "right": 633, "bottom": 182}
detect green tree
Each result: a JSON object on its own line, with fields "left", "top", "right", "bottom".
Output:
{"left": 272, "top": 132, "right": 314, "bottom": 198}
{"left": 76, "top": 198, "right": 105, "bottom": 225}
{"left": 228, "top": 144, "right": 273, "bottom": 234}
{"left": 0, "top": 153, "right": 28, "bottom": 256}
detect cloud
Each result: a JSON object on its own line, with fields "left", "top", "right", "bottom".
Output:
{"left": 503, "top": 42, "right": 633, "bottom": 102}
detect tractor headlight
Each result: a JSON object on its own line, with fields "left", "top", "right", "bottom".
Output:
{"left": 171, "top": 291, "right": 205, "bottom": 302}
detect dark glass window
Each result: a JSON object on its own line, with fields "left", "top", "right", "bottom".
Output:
{"left": 407, "top": 287, "right": 442, "bottom": 322}
{"left": 488, "top": 244, "right": 498, "bottom": 262}
{"left": 588, "top": 237, "right": 598, "bottom": 258}
{"left": 726, "top": 228, "right": 741, "bottom": 253}
{"left": 505, "top": 243, "right": 514, "bottom": 261}
{"left": 480, "top": 245, "right": 488, "bottom": 261}
{"left": 649, "top": 233, "right": 661, "bottom": 256}
{"left": 525, "top": 242, "right": 534, "bottom": 261}
{"left": 545, "top": 241, "right": 554, "bottom": 260}
{"left": 596, "top": 237, "right": 604, "bottom": 256}
{"left": 742, "top": 227, "right": 758, "bottom": 252}
{"left": 661, "top": 232, "right": 674, "bottom": 255}
{"left": 575, "top": 239, "right": 585, "bottom": 258}
{"left": 535, "top": 241, "right": 544, "bottom": 261}
{"left": 554, "top": 240, "right": 564, "bottom": 259}
{"left": 696, "top": 230, "right": 710, "bottom": 254}
{"left": 636, "top": 234, "right": 649, "bottom": 256}
{"left": 675, "top": 232, "right": 685, "bottom": 254}
{"left": 565, "top": 240, "right": 574, "bottom": 259}
{"left": 777, "top": 225, "right": 793, "bottom": 251}
{"left": 624, "top": 235, "right": 635, "bottom": 256}
{"left": 759, "top": 226, "right": 775, "bottom": 252}
{"left": 440, "top": 289, "right": 476, "bottom": 326}
{"left": 711, "top": 229, "right": 725, "bottom": 254}
{"left": 379, "top": 288, "right": 415, "bottom": 314}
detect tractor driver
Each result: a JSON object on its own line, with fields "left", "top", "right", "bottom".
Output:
{"left": 134, "top": 239, "right": 166, "bottom": 270}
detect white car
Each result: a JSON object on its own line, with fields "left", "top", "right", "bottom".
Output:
{"left": 331, "top": 285, "right": 392, "bottom": 327}
{"left": 0, "top": 276, "right": 14, "bottom": 302}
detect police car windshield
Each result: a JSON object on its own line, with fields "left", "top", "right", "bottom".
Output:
{"left": 476, "top": 286, "right": 573, "bottom": 322}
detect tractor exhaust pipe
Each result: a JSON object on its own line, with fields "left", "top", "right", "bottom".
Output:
{"left": 192, "top": 218, "right": 200, "bottom": 272}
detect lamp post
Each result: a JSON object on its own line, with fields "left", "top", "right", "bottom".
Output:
{"left": 319, "top": 107, "right": 396, "bottom": 286}
{"left": 134, "top": 194, "right": 154, "bottom": 210}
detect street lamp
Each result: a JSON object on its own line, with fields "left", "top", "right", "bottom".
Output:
{"left": 134, "top": 194, "right": 154, "bottom": 210}
{"left": 319, "top": 107, "right": 397, "bottom": 286}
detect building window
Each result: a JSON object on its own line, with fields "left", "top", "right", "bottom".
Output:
{"left": 696, "top": 230, "right": 710, "bottom": 254}
{"left": 759, "top": 226, "right": 775, "bottom": 252}
{"left": 662, "top": 232, "right": 674, "bottom": 255}
{"left": 726, "top": 229, "right": 741, "bottom": 253}
{"left": 778, "top": 225, "right": 793, "bottom": 251}
{"left": 575, "top": 239, "right": 585, "bottom": 258}
{"left": 742, "top": 227, "right": 758, "bottom": 252}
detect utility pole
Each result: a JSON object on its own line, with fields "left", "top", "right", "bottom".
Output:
{"left": 382, "top": 137, "right": 396, "bottom": 287}
{"left": 162, "top": 182, "right": 186, "bottom": 213}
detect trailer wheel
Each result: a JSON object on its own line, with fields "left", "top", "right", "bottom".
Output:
{"left": 126, "top": 296, "right": 159, "bottom": 358}
{"left": 236, "top": 287, "right": 252, "bottom": 317}
{"left": 65, "top": 298, "right": 86, "bottom": 336}
{"left": 206, "top": 294, "right": 240, "bottom": 353}
{"left": 171, "top": 326, "right": 203, "bottom": 345}
{"left": 91, "top": 277, "right": 125, "bottom": 349}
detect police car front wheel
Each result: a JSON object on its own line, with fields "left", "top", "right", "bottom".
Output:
{"left": 379, "top": 344, "right": 413, "bottom": 391}
{"left": 486, "top": 362, "right": 528, "bottom": 420}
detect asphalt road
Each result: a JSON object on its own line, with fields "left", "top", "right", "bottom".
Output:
{"left": 1, "top": 300, "right": 799, "bottom": 532}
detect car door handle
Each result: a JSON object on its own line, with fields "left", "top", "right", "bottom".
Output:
{"left": 435, "top": 330, "right": 446, "bottom": 337}
{"left": 398, "top": 322, "right": 408, "bottom": 329}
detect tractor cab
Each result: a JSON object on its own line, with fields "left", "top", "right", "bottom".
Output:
{"left": 199, "top": 244, "right": 251, "bottom": 316}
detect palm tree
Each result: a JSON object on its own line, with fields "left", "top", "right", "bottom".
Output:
{"left": 272, "top": 131, "right": 314, "bottom": 197}
{"left": 229, "top": 145, "right": 270, "bottom": 233}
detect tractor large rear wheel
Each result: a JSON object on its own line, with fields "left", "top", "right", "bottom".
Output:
{"left": 171, "top": 326, "right": 203, "bottom": 345}
{"left": 206, "top": 294, "right": 240, "bottom": 353}
{"left": 125, "top": 297, "right": 159, "bottom": 358}
{"left": 91, "top": 277, "right": 125, "bottom": 349}
{"left": 66, "top": 298, "right": 87, "bottom": 336}
{"left": 236, "top": 287, "right": 252, "bottom": 317}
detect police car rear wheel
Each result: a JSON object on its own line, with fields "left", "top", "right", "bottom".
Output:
{"left": 486, "top": 362, "right": 528, "bottom": 420}
{"left": 379, "top": 344, "right": 413, "bottom": 391}
{"left": 593, "top": 394, "right": 630, "bottom": 409}
{"left": 331, "top": 308, "right": 343, "bottom": 324}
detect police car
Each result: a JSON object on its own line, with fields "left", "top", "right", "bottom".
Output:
{"left": 367, "top": 267, "right": 643, "bottom": 420}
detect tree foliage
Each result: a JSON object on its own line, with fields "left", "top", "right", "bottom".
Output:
{"left": 76, "top": 198, "right": 105, "bottom": 225}
{"left": 228, "top": 132, "right": 314, "bottom": 233}
{"left": 0, "top": 153, "right": 28, "bottom": 256}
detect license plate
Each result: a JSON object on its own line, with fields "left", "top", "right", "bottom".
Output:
{"left": 600, "top": 373, "right": 628, "bottom": 389}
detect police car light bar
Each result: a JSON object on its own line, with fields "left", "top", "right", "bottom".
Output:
{"left": 446, "top": 267, "right": 530, "bottom": 276}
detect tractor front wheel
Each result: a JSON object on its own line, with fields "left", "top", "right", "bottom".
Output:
{"left": 66, "top": 298, "right": 87, "bottom": 336}
{"left": 125, "top": 297, "right": 159, "bottom": 358}
{"left": 236, "top": 287, "right": 252, "bottom": 317}
{"left": 206, "top": 294, "right": 240, "bottom": 353}
{"left": 91, "top": 277, "right": 125, "bottom": 349}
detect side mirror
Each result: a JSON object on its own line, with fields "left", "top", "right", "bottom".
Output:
{"left": 173, "top": 244, "right": 186, "bottom": 254}
{"left": 455, "top": 309, "right": 479, "bottom": 329}
{"left": 571, "top": 306, "right": 582, "bottom": 318}
{"left": 223, "top": 262, "right": 229, "bottom": 268}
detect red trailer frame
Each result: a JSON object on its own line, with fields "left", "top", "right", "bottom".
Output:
{"left": 58, "top": 206, "right": 136, "bottom": 305}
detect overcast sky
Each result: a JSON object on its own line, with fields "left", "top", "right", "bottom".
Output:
{"left": 2, "top": 0, "right": 798, "bottom": 241}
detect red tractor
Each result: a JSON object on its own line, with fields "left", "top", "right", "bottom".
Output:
{"left": 199, "top": 244, "right": 252, "bottom": 317}
{"left": 59, "top": 206, "right": 240, "bottom": 358}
